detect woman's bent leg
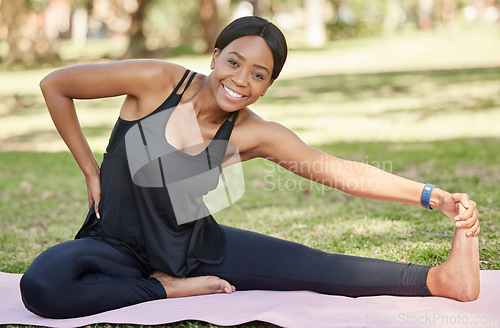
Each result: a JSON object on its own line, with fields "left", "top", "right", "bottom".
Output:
{"left": 189, "top": 225, "right": 431, "bottom": 297}
{"left": 20, "top": 238, "right": 166, "bottom": 319}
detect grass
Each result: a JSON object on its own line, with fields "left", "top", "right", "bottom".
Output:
{"left": 1, "top": 138, "right": 499, "bottom": 327}
{"left": 2, "top": 66, "right": 500, "bottom": 153}
{"left": 2, "top": 66, "right": 500, "bottom": 152}
{"left": 1, "top": 25, "right": 500, "bottom": 327}
{"left": 3, "top": 138, "right": 498, "bottom": 275}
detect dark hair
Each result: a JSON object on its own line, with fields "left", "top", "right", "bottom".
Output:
{"left": 214, "top": 16, "right": 288, "bottom": 80}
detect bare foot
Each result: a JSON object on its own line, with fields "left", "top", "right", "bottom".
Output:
{"left": 427, "top": 204, "right": 480, "bottom": 301}
{"left": 150, "top": 270, "right": 236, "bottom": 298}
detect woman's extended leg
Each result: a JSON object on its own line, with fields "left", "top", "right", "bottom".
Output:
{"left": 189, "top": 225, "right": 431, "bottom": 297}
{"left": 20, "top": 238, "right": 166, "bottom": 318}
{"left": 189, "top": 224, "right": 479, "bottom": 301}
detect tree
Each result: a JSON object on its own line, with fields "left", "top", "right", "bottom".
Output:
{"left": 122, "top": 0, "right": 153, "bottom": 58}
{"left": 199, "top": 0, "right": 219, "bottom": 53}
{"left": 0, "top": 0, "right": 57, "bottom": 65}
{"left": 418, "top": 0, "right": 435, "bottom": 29}
{"left": 305, "top": 0, "right": 327, "bottom": 47}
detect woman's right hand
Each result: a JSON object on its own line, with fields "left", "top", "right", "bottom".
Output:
{"left": 85, "top": 171, "right": 101, "bottom": 219}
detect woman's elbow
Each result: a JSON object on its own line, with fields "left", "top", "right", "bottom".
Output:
{"left": 39, "top": 72, "right": 56, "bottom": 95}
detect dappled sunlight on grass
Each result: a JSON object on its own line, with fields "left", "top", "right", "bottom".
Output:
{"left": 252, "top": 66, "right": 500, "bottom": 145}
{"left": 0, "top": 97, "right": 123, "bottom": 151}
{"left": 1, "top": 27, "right": 500, "bottom": 151}
{"left": 347, "top": 217, "right": 413, "bottom": 237}
{"left": 281, "top": 25, "right": 500, "bottom": 79}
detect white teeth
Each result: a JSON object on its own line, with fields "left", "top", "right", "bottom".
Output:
{"left": 223, "top": 84, "right": 244, "bottom": 98}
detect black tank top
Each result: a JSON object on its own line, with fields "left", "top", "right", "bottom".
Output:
{"left": 75, "top": 70, "right": 239, "bottom": 277}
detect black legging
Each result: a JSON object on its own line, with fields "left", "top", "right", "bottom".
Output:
{"left": 20, "top": 225, "right": 431, "bottom": 319}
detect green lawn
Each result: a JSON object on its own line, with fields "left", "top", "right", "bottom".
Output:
{"left": 1, "top": 137, "right": 499, "bottom": 328}
{"left": 1, "top": 26, "right": 500, "bottom": 328}
{"left": 1, "top": 137, "right": 499, "bottom": 274}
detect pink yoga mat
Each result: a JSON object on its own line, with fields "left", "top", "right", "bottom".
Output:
{"left": 1, "top": 271, "right": 499, "bottom": 328}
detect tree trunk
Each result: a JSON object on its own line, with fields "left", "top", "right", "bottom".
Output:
{"left": 474, "top": 0, "right": 486, "bottom": 22}
{"left": 1, "top": 0, "right": 31, "bottom": 64}
{"left": 1, "top": 0, "right": 60, "bottom": 65}
{"left": 383, "top": 0, "right": 400, "bottom": 31}
{"left": 71, "top": 7, "right": 88, "bottom": 47}
{"left": 418, "top": 0, "right": 434, "bottom": 29}
{"left": 305, "top": 0, "right": 327, "bottom": 47}
{"left": 200, "top": 0, "right": 219, "bottom": 53}
{"left": 123, "top": 0, "right": 151, "bottom": 58}
{"left": 251, "top": 0, "right": 269, "bottom": 17}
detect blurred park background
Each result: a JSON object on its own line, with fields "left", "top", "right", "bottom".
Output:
{"left": 1, "top": 1, "right": 500, "bottom": 320}
{"left": 1, "top": 0, "right": 500, "bottom": 151}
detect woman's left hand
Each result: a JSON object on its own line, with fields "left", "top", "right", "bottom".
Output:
{"left": 440, "top": 193, "right": 480, "bottom": 237}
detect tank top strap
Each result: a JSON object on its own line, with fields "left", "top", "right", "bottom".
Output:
{"left": 104, "top": 69, "right": 195, "bottom": 155}
{"left": 170, "top": 69, "right": 190, "bottom": 95}
{"left": 212, "top": 110, "right": 239, "bottom": 142}
{"left": 176, "top": 71, "right": 197, "bottom": 96}
{"left": 225, "top": 110, "right": 239, "bottom": 132}
{"left": 228, "top": 110, "right": 239, "bottom": 125}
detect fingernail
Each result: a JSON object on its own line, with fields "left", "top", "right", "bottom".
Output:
{"left": 96, "top": 212, "right": 101, "bottom": 219}
{"left": 454, "top": 216, "right": 460, "bottom": 221}
{"left": 465, "top": 200, "right": 470, "bottom": 208}
{"left": 224, "top": 287, "right": 229, "bottom": 293}
{"left": 467, "top": 231, "right": 472, "bottom": 236}
{"left": 456, "top": 222, "right": 462, "bottom": 228}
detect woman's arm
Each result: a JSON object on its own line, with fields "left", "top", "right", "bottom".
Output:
{"left": 40, "top": 60, "right": 186, "bottom": 217}
{"left": 241, "top": 118, "right": 479, "bottom": 236}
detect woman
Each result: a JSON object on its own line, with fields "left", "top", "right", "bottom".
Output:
{"left": 20, "top": 16, "right": 480, "bottom": 319}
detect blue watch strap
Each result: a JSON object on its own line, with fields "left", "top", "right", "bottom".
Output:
{"left": 421, "top": 183, "right": 439, "bottom": 210}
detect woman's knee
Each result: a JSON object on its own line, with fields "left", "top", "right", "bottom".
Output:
{"left": 20, "top": 269, "right": 50, "bottom": 316}
{"left": 20, "top": 266, "right": 68, "bottom": 318}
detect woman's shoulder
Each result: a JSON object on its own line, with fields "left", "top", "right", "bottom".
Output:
{"left": 232, "top": 108, "right": 291, "bottom": 153}
{"left": 234, "top": 107, "right": 264, "bottom": 130}
{"left": 235, "top": 108, "right": 285, "bottom": 132}
{"left": 111, "top": 60, "right": 193, "bottom": 120}
{"left": 120, "top": 59, "right": 189, "bottom": 91}
{"left": 234, "top": 108, "right": 308, "bottom": 160}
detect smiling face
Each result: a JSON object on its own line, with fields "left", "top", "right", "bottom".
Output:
{"left": 209, "top": 35, "right": 275, "bottom": 112}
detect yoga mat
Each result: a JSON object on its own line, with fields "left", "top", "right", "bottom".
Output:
{"left": 1, "top": 271, "right": 499, "bottom": 328}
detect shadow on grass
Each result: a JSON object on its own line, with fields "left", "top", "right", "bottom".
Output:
{"left": 2, "top": 65, "right": 500, "bottom": 153}
{"left": 268, "top": 66, "right": 500, "bottom": 99}
{"left": 260, "top": 66, "right": 500, "bottom": 120}
{"left": 0, "top": 126, "right": 112, "bottom": 147}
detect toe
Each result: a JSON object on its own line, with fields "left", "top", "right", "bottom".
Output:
{"left": 217, "top": 278, "right": 234, "bottom": 294}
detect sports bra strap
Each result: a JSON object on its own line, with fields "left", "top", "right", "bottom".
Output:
{"left": 229, "top": 110, "right": 239, "bottom": 123}
{"left": 171, "top": 70, "right": 190, "bottom": 95}
{"left": 177, "top": 71, "right": 197, "bottom": 96}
